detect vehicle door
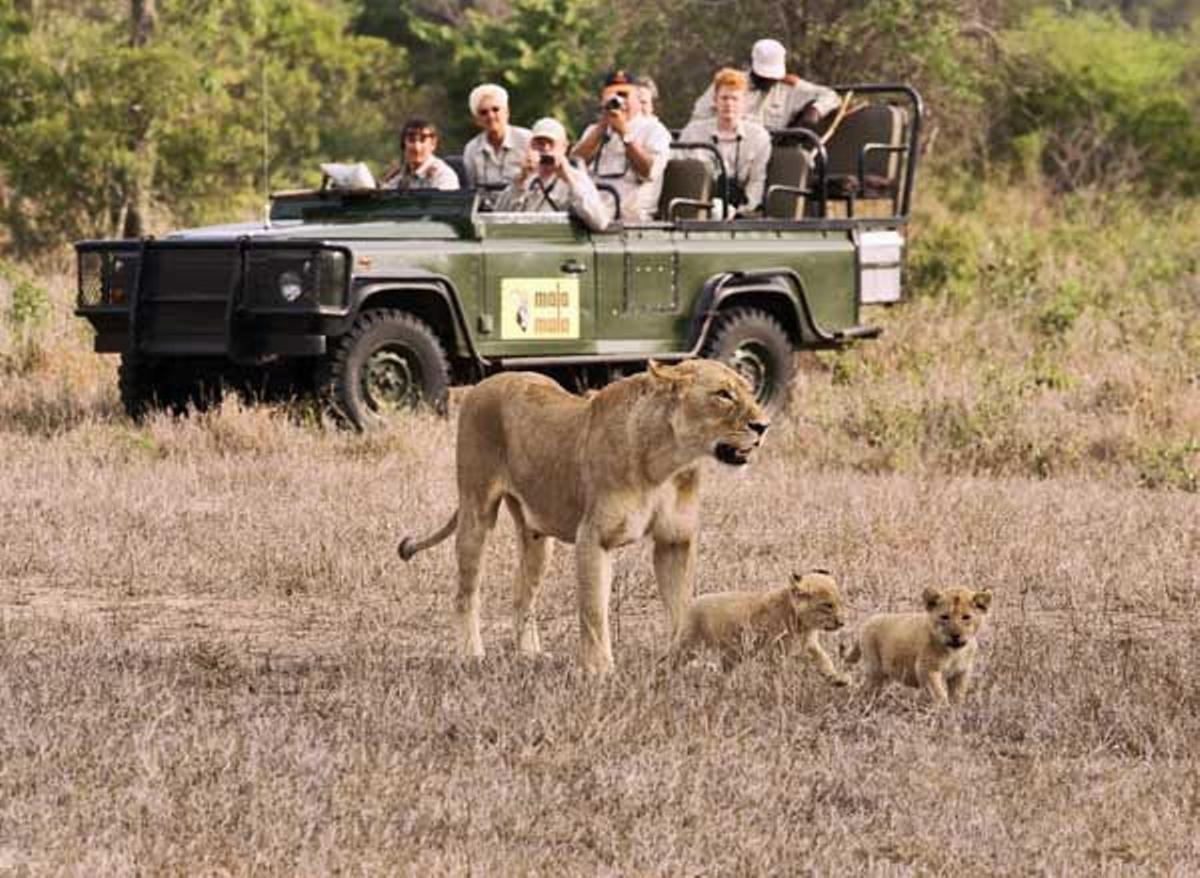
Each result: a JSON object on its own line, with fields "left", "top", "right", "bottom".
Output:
{"left": 593, "top": 225, "right": 688, "bottom": 356}
{"left": 475, "top": 214, "right": 597, "bottom": 358}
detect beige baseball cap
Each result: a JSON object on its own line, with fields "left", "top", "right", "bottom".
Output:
{"left": 530, "top": 117, "right": 568, "bottom": 144}
{"left": 751, "top": 38, "right": 787, "bottom": 80}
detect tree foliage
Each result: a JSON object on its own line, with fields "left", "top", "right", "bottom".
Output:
{"left": 409, "top": 0, "right": 615, "bottom": 143}
{"left": 0, "top": 0, "right": 414, "bottom": 254}
{"left": 995, "top": 9, "right": 1200, "bottom": 193}
{"left": 0, "top": 0, "right": 1198, "bottom": 254}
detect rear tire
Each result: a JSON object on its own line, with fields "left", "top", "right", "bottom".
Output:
{"left": 702, "top": 307, "right": 796, "bottom": 412}
{"left": 321, "top": 309, "right": 450, "bottom": 429}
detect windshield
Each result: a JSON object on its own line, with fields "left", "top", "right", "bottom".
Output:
{"left": 269, "top": 188, "right": 479, "bottom": 227}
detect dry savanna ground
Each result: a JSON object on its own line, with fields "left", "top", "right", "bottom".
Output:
{"left": 1, "top": 187, "right": 1199, "bottom": 872}
{"left": 0, "top": 395, "right": 1197, "bottom": 873}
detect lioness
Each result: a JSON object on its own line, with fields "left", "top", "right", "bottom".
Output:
{"left": 845, "top": 587, "right": 993, "bottom": 705}
{"left": 668, "top": 570, "right": 851, "bottom": 684}
{"left": 399, "top": 360, "right": 769, "bottom": 673}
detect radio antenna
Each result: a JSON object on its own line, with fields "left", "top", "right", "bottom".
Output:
{"left": 260, "top": 53, "right": 271, "bottom": 227}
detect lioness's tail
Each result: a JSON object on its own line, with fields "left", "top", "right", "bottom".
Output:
{"left": 842, "top": 641, "right": 862, "bottom": 666}
{"left": 398, "top": 510, "right": 458, "bottom": 561}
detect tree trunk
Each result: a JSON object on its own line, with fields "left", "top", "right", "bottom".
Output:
{"left": 122, "top": 0, "right": 158, "bottom": 238}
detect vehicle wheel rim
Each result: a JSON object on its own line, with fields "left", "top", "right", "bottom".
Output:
{"left": 363, "top": 345, "right": 421, "bottom": 414}
{"left": 729, "top": 342, "right": 773, "bottom": 405}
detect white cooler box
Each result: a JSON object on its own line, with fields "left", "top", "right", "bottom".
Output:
{"left": 858, "top": 229, "right": 905, "bottom": 304}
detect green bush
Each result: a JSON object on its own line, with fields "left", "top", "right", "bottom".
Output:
{"left": 995, "top": 10, "right": 1200, "bottom": 194}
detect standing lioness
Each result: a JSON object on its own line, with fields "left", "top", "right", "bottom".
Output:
{"left": 845, "top": 586, "right": 993, "bottom": 705}
{"left": 399, "top": 360, "right": 769, "bottom": 674}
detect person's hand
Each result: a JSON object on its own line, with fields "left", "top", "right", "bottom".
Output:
{"left": 608, "top": 108, "right": 629, "bottom": 137}
{"left": 517, "top": 149, "right": 538, "bottom": 184}
{"left": 553, "top": 153, "right": 571, "bottom": 181}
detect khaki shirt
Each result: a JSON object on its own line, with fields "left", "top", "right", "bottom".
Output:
{"left": 677, "top": 117, "right": 771, "bottom": 216}
{"left": 689, "top": 76, "right": 839, "bottom": 130}
{"left": 462, "top": 126, "right": 531, "bottom": 189}
{"left": 493, "top": 162, "right": 611, "bottom": 232}
{"left": 576, "top": 115, "right": 671, "bottom": 222}
{"left": 381, "top": 156, "right": 460, "bottom": 191}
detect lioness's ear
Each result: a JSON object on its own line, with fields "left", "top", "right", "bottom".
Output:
{"left": 790, "top": 572, "right": 813, "bottom": 593}
{"left": 922, "top": 587, "right": 942, "bottom": 611}
{"left": 648, "top": 359, "right": 695, "bottom": 394}
{"left": 648, "top": 359, "right": 672, "bottom": 381}
{"left": 973, "top": 590, "right": 993, "bottom": 612}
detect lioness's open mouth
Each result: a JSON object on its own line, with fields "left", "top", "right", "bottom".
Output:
{"left": 715, "top": 443, "right": 752, "bottom": 466}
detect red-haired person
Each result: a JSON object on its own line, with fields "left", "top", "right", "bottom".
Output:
{"left": 688, "top": 38, "right": 838, "bottom": 130}
{"left": 679, "top": 68, "right": 771, "bottom": 217}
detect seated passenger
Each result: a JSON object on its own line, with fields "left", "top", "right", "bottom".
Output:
{"left": 639, "top": 76, "right": 660, "bottom": 121}
{"left": 494, "top": 118, "right": 610, "bottom": 232}
{"left": 679, "top": 68, "right": 771, "bottom": 217}
{"left": 571, "top": 70, "right": 671, "bottom": 223}
{"left": 462, "top": 83, "right": 530, "bottom": 189}
{"left": 688, "top": 38, "right": 839, "bottom": 130}
{"left": 379, "top": 118, "right": 460, "bottom": 191}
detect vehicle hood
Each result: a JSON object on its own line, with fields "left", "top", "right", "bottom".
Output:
{"left": 163, "top": 219, "right": 465, "bottom": 243}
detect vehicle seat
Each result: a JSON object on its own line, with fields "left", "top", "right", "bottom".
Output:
{"left": 443, "top": 154, "right": 467, "bottom": 190}
{"left": 657, "top": 157, "right": 713, "bottom": 221}
{"left": 821, "top": 104, "right": 907, "bottom": 212}
{"left": 764, "top": 143, "right": 810, "bottom": 219}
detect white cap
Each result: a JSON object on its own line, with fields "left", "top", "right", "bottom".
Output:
{"left": 750, "top": 38, "right": 787, "bottom": 80}
{"left": 530, "top": 117, "right": 568, "bottom": 145}
{"left": 468, "top": 83, "right": 509, "bottom": 116}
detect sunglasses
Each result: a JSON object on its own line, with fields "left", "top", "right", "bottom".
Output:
{"left": 476, "top": 106, "right": 504, "bottom": 117}
{"left": 403, "top": 131, "right": 436, "bottom": 143}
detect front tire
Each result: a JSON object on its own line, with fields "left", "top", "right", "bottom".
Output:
{"left": 702, "top": 307, "right": 796, "bottom": 412}
{"left": 322, "top": 309, "right": 450, "bottom": 429}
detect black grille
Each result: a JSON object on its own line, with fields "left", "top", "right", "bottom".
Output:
{"left": 139, "top": 248, "right": 238, "bottom": 353}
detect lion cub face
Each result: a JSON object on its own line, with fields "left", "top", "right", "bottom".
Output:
{"left": 649, "top": 360, "right": 769, "bottom": 466}
{"left": 923, "top": 587, "right": 992, "bottom": 650}
{"left": 791, "top": 571, "right": 847, "bottom": 632}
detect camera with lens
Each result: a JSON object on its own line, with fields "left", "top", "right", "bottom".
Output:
{"left": 603, "top": 94, "right": 627, "bottom": 113}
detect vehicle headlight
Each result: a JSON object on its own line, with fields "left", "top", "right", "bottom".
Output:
{"left": 79, "top": 252, "right": 103, "bottom": 306}
{"left": 278, "top": 269, "right": 305, "bottom": 302}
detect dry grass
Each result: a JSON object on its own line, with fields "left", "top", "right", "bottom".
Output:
{"left": 1, "top": 187, "right": 1198, "bottom": 871}
{"left": 1, "top": 400, "right": 1198, "bottom": 873}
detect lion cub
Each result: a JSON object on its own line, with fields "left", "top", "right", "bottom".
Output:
{"left": 845, "top": 587, "right": 992, "bottom": 705}
{"left": 668, "top": 570, "right": 850, "bottom": 684}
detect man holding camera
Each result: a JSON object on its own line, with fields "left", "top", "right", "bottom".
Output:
{"left": 688, "top": 38, "right": 839, "bottom": 131}
{"left": 494, "top": 118, "right": 610, "bottom": 232}
{"left": 679, "top": 68, "right": 771, "bottom": 217}
{"left": 571, "top": 70, "right": 671, "bottom": 223}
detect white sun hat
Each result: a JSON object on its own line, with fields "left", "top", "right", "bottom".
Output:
{"left": 750, "top": 38, "right": 787, "bottom": 80}
{"left": 530, "top": 117, "right": 568, "bottom": 145}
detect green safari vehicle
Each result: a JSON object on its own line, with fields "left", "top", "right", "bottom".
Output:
{"left": 75, "top": 85, "right": 921, "bottom": 428}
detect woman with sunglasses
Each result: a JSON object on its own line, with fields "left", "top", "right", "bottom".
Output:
{"left": 462, "top": 84, "right": 531, "bottom": 191}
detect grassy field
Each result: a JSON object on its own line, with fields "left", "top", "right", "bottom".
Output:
{"left": 0, "top": 185, "right": 1198, "bottom": 872}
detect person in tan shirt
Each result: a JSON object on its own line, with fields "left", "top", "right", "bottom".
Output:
{"left": 495, "top": 118, "right": 611, "bottom": 232}
{"left": 688, "top": 38, "right": 838, "bottom": 130}
{"left": 679, "top": 68, "right": 772, "bottom": 217}
{"left": 380, "top": 119, "right": 460, "bottom": 191}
